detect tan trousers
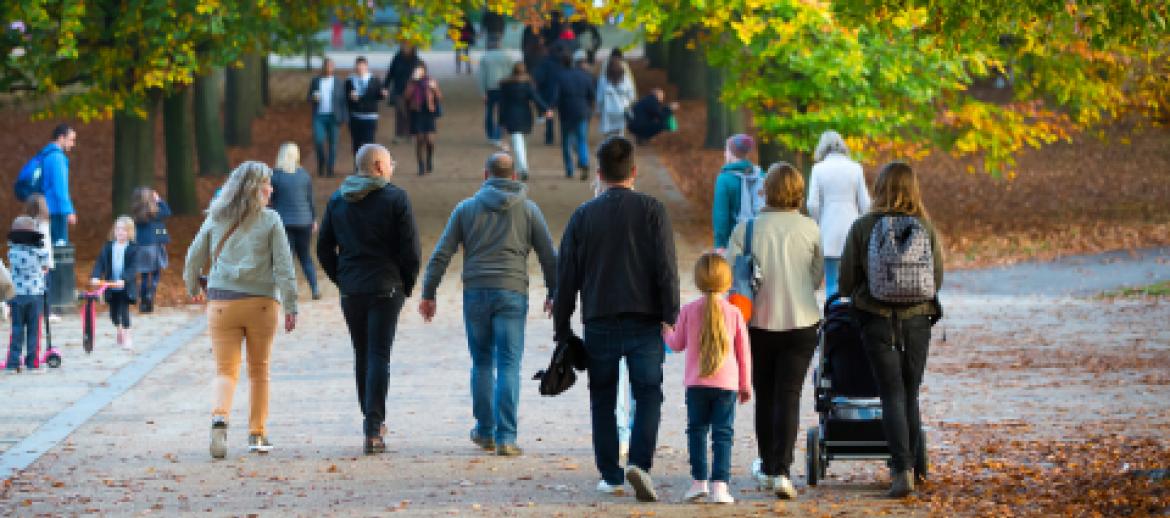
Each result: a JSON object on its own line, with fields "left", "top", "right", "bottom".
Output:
{"left": 209, "top": 298, "right": 279, "bottom": 435}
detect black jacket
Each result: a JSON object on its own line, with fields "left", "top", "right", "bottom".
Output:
{"left": 497, "top": 80, "right": 548, "bottom": 134}
{"left": 532, "top": 55, "right": 564, "bottom": 102}
{"left": 385, "top": 51, "right": 420, "bottom": 97}
{"left": 308, "top": 75, "right": 349, "bottom": 121}
{"left": 549, "top": 66, "right": 596, "bottom": 124}
{"left": 553, "top": 187, "right": 679, "bottom": 340}
{"left": 91, "top": 241, "right": 139, "bottom": 303}
{"left": 134, "top": 201, "right": 171, "bottom": 246}
{"left": 345, "top": 75, "right": 387, "bottom": 115}
{"left": 316, "top": 176, "right": 421, "bottom": 297}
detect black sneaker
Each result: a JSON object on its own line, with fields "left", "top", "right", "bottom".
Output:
{"left": 210, "top": 418, "right": 227, "bottom": 459}
{"left": 364, "top": 436, "right": 386, "bottom": 455}
{"left": 248, "top": 434, "right": 273, "bottom": 454}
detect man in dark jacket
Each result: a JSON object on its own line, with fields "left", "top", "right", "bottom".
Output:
{"left": 532, "top": 49, "right": 565, "bottom": 146}
{"left": 345, "top": 56, "right": 388, "bottom": 157}
{"left": 419, "top": 152, "right": 557, "bottom": 457}
{"left": 553, "top": 136, "right": 679, "bottom": 502}
{"left": 627, "top": 88, "right": 678, "bottom": 145}
{"left": 548, "top": 52, "right": 596, "bottom": 180}
{"left": 317, "top": 143, "right": 421, "bottom": 455}
{"left": 309, "top": 58, "right": 348, "bottom": 177}
{"left": 385, "top": 45, "right": 419, "bottom": 143}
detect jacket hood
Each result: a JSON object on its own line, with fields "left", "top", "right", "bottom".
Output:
{"left": 720, "top": 159, "right": 758, "bottom": 177}
{"left": 7, "top": 230, "right": 44, "bottom": 247}
{"left": 474, "top": 178, "right": 527, "bottom": 212}
{"left": 340, "top": 175, "right": 388, "bottom": 202}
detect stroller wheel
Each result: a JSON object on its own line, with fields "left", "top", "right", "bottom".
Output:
{"left": 806, "top": 427, "right": 821, "bottom": 486}
{"left": 46, "top": 353, "right": 62, "bottom": 368}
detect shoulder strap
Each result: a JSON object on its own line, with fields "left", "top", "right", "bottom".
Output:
{"left": 744, "top": 218, "right": 755, "bottom": 256}
{"left": 211, "top": 219, "right": 243, "bottom": 267}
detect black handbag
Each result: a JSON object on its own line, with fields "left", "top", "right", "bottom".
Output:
{"left": 533, "top": 334, "right": 587, "bottom": 396}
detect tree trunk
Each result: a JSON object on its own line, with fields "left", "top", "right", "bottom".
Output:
{"left": 705, "top": 63, "right": 728, "bottom": 149}
{"left": 670, "top": 28, "right": 706, "bottom": 100}
{"left": 163, "top": 88, "right": 198, "bottom": 215}
{"left": 194, "top": 67, "right": 229, "bottom": 176}
{"left": 224, "top": 56, "right": 261, "bottom": 147}
{"left": 667, "top": 36, "right": 685, "bottom": 85}
{"left": 645, "top": 39, "right": 669, "bottom": 69}
{"left": 260, "top": 54, "right": 270, "bottom": 109}
{"left": 112, "top": 103, "right": 156, "bottom": 215}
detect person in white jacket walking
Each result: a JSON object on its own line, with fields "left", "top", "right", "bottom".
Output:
{"left": 806, "top": 131, "right": 870, "bottom": 298}
{"left": 595, "top": 55, "right": 635, "bottom": 137}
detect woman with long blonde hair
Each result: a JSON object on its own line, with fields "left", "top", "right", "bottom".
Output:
{"left": 726, "top": 162, "right": 823, "bottom": 500}
{"left": 184, "top": 160, "right": 298, "bottom": 459}
{"left": 663, "top": 253, "right": 752, "bottom": 505}
{"left": 839, "top": 161, "right": 942, "bottom": 498}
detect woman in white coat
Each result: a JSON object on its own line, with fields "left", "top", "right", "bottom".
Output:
{"left": 595, "top": 55, "right": 635, "bottom": 137}
{"left": 806, "top": 131, "right": 871, "bottom": 298}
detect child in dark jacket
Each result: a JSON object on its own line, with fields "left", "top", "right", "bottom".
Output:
{"left": 90, "top": 216, "right": 139, "bottom": 350}
{"left": 6, "top": 216, "right": 50, "bottom": 371}
{"left": 131, "top": 187, "right": 170, "bottom": 313}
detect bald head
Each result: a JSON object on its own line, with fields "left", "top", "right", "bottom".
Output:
{"left": 485, "top": 152, "right": 515, "bottom": 179}
{"left": 356, "top": 144, "right": 394, "bottom": 178}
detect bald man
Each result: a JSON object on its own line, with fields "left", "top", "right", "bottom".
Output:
{"left": 317, "top": 143, "right": 421, "bottom": 455}
{"left": 419, "top": 152, "right": 557, "bottom": 457}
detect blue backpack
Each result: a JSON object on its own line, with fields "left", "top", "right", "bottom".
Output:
{"left": 14, "top": 148, "right": 59, "bottom": 202}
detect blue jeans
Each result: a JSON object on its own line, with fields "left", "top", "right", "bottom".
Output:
{"left": 7, "top": 295, "right": 43, "bottom": 369}
{"left": 484, "top": 90, "right": 502, "bottom": 141}
{"left": 312, "top": 113, "right": 339, "bottom": 175}
{"left": 463, "top": 288, "right": 528, "bottom": 446}
{"left": 583, "top": 318, "right": 665, "bottom": 485}
{"left": 50, "top": 214, "right": 69, "bottom": 244}
{"left": 686, "top": 387, "right": 737, "bottom": 482}
{"left": 825, "top": 257, "right": 841, "bottom": 298}
{"left": 560, "top": 119, "right": 589, "bottom": 177}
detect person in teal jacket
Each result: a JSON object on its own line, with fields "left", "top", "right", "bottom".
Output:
{"left": 712, "top": 134, "right": 763, "bottom": 250}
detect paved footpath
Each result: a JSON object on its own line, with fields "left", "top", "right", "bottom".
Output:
{"left": 2, "top": 52, "right": 1168, "bottom": 517}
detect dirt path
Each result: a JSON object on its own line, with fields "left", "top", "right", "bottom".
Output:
{"left": 1, "top": 52, "right": 1167, "bottom": 517}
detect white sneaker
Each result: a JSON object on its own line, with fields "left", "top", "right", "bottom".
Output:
{"left": 752, "top": 458, "right": 775, "bottom": 490}
{"left": 774, "top": 475, "right": 797, "bottom": 500}
{"left": 618, "top": 441, "right": 629, "bottom": 465}
{"left": 121, "top": 331, "right": 134, "bottom": 351}
{"left": 47, "top": 314, "right": 62, "bottom": 323}
{"left": 709, "top": 481, "right": 735, "bottom": 504}
{"left": 684, "top": 480, "right": 709, "bottom": 502}
{"left": 596, "top": 480, "right": 624, "bottom": 495}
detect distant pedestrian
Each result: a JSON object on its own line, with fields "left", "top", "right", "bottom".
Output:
{"left": 549, "top": 51, "right": 596, "bottom": 180}
{"left": 317, "top": 144, "right": 421, "bottom": 455}
{"left": 533, "top": 47, "right": 566, "bottom": 146}
{"left": 184, "top": 161, "right": 299, "bottom": 459}
{"left": 90, "top": 216, "right": 139, "bottom": 350}
{"left": 478, "top": 37, "right": 513, "bottom": 147}
{"left": 403, "top": 62, "right": 443, "bottom": 175}
{"left": 385, "top": 45, "right": 421, "bottom": 144}
{"left": 595, "top": 56, "right": 635, "bottom": 137}
{"left": 455, "top": 13, "right": 477, "bottom": 75}
{"left": 839, "top": 161, "right": 943, "bottom": 498}
{"left": 554, "top": 136, "right": 679, "bottom": 501}
{"left": 131, "top": 187, "right": 170, "bottom": 313}
{"left": 597, "top": 47, "right": 635, "bottom": 98}
{"left": 481, "top": 8, "right": 506, "bottom": 43}
{"left": 572, "top": 20, "right": 603, "bottom": 64}
{"left": 807, "top": 131, "right": 871, "bottom": 298}
{"left": 419, "top": 152, "right": 557, "bottom": 457}
{"left": 627, "top": 88, "right": 678, "bottom": 145}
{"left": 345, "top": 56, "right": 388, "bottom": 156}
{"left": 270, "top": 142, "right": 321, "bottom": 300}
{"left": 40, "top": 124, "right": 77, "bottom": 243}
{"left": 712, "top": 134, "right": 764, "bottom": 250}
{"left": 497, "top": 63, "right": 553, "bottom": 181}
{"left": 308, "top": 58, "right": 348, "bottom": 177}
{"left": 520, "top": 24, "right": 546, "bottom": 78}
{"left": 662, "top": 253, "right": 752, "bottom": 505}
{"left": 6, "top": 216, "right": 50, "bottom": 373}
{"left": 727, "top": 163, "right": 822, "bottom": 500}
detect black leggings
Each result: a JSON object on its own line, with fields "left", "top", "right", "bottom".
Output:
{"left": 859, "top": 313, "right": 932, "bottom": 473}
{"left": 284, "top": 225, "right": 319, "bottom": 293}
{"left": 750, "top": 325, "right": 818, "bottom": 477}
{"left": 107, "top": 290, "right": 132, "bottom": 328}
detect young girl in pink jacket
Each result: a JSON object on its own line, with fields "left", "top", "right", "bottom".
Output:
{"left": 663, "top": 253, "right": 752, "bottom": 504}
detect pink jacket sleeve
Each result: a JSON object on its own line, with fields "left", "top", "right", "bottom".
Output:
{"left": 732, "top": 307, "right": 752, "bottom": 393}
{"left": 663, "top": 306, "right": 688, "bottom": 353}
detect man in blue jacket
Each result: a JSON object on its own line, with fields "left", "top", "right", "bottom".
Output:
{"left": 41, "top": 124, "right": 77, "bottom": 244}
{"left": 548, "top": 51, "right": 596, "bottom": 180}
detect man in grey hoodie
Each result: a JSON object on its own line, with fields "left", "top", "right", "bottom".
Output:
{"left": 418, "top": 152, "right": 557, "bottom": 457}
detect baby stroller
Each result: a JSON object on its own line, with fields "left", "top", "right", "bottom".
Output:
{"left": 805, "top": 294, "right": 926, "bottom": 485}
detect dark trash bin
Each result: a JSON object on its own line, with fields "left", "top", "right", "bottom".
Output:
{"left": 49, "top": 244, "right": 76, "bottom": 314}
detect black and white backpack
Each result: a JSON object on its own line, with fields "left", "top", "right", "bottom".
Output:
{"left": 866, "top": 215, "right": 935, "bottom": 304}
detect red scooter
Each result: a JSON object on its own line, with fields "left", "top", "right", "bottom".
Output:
{"left": 1, "top": 293, "right": 62, "bottom": 369}
{"left": 79, "top": 281, "right": 113, "bottom": 354}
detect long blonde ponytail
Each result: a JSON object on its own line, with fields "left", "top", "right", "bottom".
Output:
{"left": 694, "top": 253, "right": 733, "bottom": 378}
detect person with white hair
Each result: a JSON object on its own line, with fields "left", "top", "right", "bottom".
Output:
{"left": 806, "top": 131, "right": 871, "bottom": 298}
{"left": 270, "top": 142, "right": 320, "bottom": 300}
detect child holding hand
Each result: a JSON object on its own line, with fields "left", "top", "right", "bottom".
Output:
{"left": 663, "top": 253, "right": 752, "bottom": 504}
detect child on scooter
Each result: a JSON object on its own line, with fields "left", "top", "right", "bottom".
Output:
{"left": 90, "top": 216, "right": 139, "bottom": 350}
{"left": 6, "top": 216, "right": 50, "bottom": 373}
